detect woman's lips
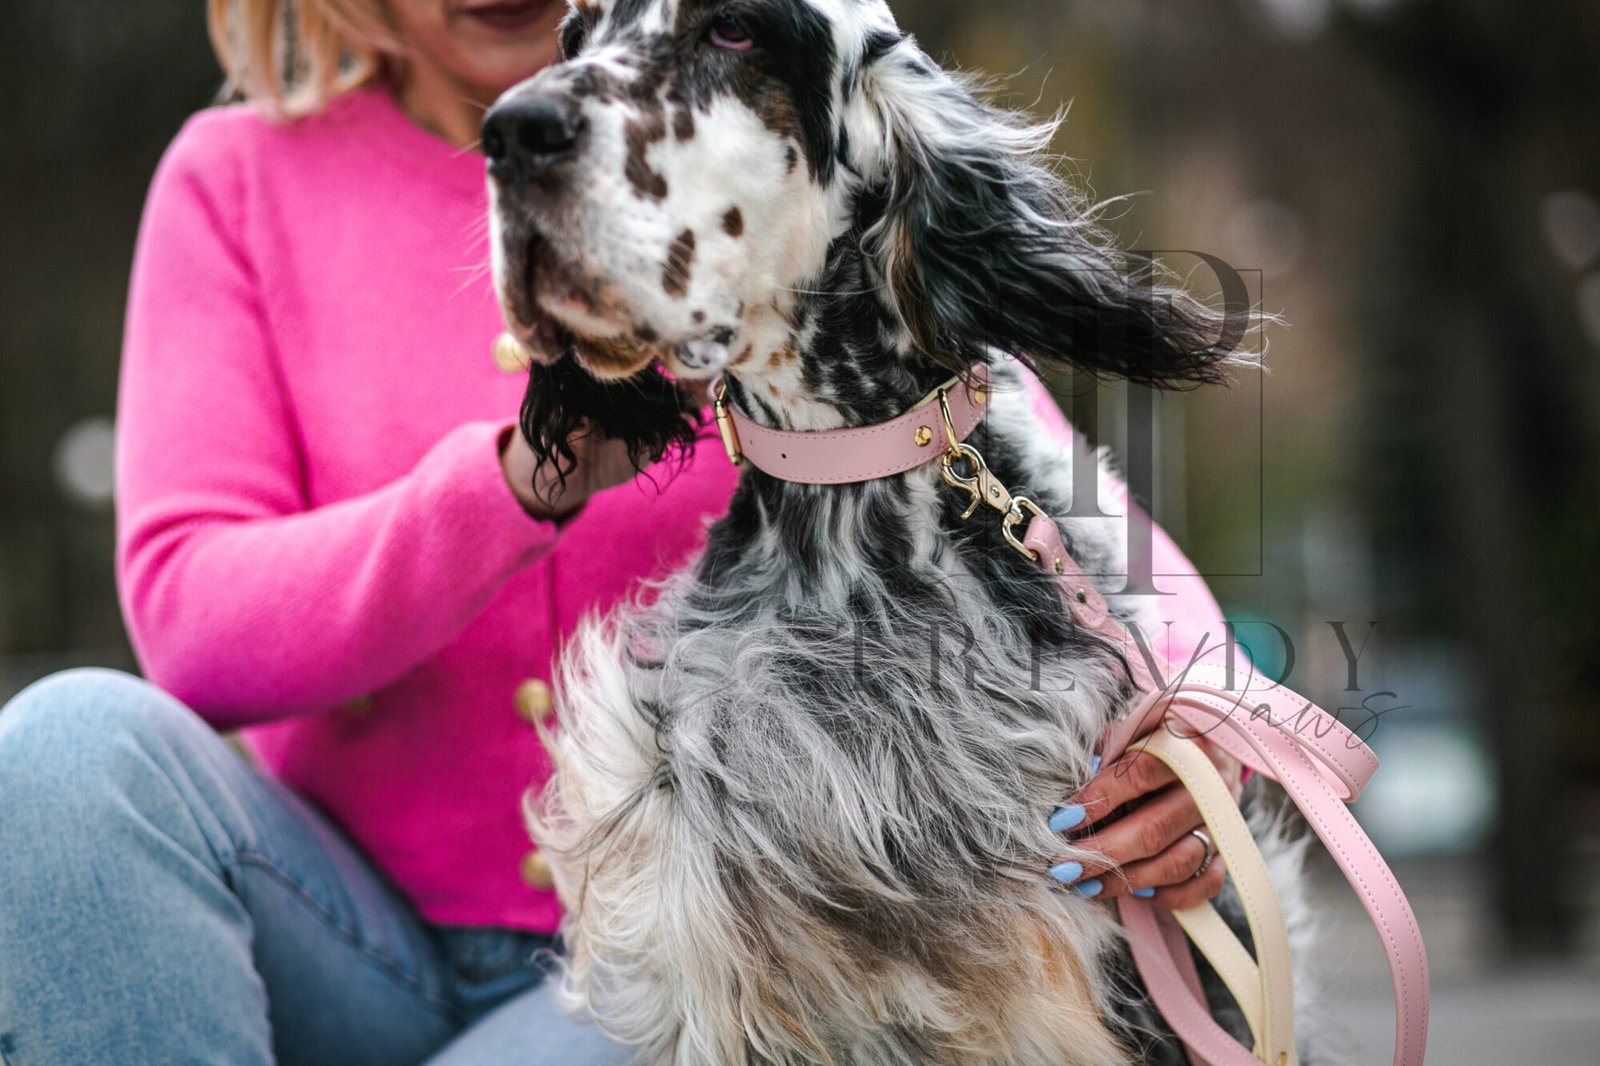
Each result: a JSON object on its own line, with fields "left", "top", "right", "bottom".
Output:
{"left": 458, "top": 0, "right": 555, "bottom": 33}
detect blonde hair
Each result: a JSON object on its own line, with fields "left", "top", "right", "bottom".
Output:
{"left": 207, "top": 0, "right": 404, "bottom": 115}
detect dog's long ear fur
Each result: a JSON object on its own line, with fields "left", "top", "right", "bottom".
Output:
{"left": 862, "top": 41, "right": 1252, "bottom": 389}
{"left": 518, "top": 348, "right": 703, "bottom": 507}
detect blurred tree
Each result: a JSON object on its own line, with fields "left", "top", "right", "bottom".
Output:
{"left": 1330, "top": 0, "right": 1600, "bottom": 953}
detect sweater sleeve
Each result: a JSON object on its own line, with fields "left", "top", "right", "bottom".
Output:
{"left": 114, "top": 116, "right": 560, "bottom": 730}
{"left": 1017, "top": 368, "right": 1232, "bottom": 671}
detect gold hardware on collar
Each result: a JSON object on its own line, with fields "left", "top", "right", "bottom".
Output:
{"left": 941, "top": 443, "right": 1008, "bottom": 519}
{"left": 1001, "top": 495, "right": 1048, "bottom": 559}
{"left": 939, "top": 438, "right": 1047, "bottom": 562}
{"left": 938, "top": 386, "right": 964, "bottom": 453}
{"left": 712, "top": 377, "right": 743, "bottom": 466}
{"left": 914, "top": 425, "right": 932, "bottom": 447}
{"left": 913, "top": 370, "right": 983, "bottom": 413}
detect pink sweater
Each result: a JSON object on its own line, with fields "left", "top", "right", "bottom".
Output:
{"left": 115, "top": 85, "right": 1230, "bottom": 932}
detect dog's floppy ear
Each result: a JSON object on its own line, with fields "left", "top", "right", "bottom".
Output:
{"left": 861, "top": 39, "right": 1250, "bottom": 388}
{"left": 518, "top": 347, "right": 703, "bottom": 507}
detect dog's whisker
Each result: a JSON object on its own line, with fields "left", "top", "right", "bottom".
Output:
{"left": 449, "top": 261, "right": 495, "bottom": 299}
{"left": 773, "top": 285, "right": 880, "bottom": 297}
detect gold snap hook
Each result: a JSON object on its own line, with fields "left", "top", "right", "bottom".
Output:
{"left": 1000, "top": 496, "right": 1048, "bottom": 562}
{"left": 940, "top": 444, "right": 986, "bottom": 520}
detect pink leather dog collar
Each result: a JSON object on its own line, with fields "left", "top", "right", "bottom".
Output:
{"left": 712, "top": 365, "right": 990, "bottom": 484}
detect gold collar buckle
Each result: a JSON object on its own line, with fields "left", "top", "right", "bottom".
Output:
{"left": 712, "top": 377, "right": 743, "bottom": 466}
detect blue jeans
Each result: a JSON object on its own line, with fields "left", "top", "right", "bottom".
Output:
{"left": 0, "top": 668, "right": 634, "bottom": 1066}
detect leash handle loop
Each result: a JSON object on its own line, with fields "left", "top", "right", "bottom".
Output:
{"left": 1021, "top": 514, "right": 1430, "bottom": 1066}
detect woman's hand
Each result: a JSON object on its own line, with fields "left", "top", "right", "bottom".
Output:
{"left": 499, "top": 378, "right": 714, "bottom": 521}
{"left": 1047, "top": 736, "right": 1245, "bottom": 909}
{"left": 499, "top": 421, "right": 640, "bottom": 521}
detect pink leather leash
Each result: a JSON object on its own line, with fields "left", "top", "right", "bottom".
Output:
{"left": 1022, "top": 520, "right": 1430, "bottom": 1066}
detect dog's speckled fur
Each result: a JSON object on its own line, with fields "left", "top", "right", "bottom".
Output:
{"left": 486, "top": 1, "right": 1329, "bottom": 1061}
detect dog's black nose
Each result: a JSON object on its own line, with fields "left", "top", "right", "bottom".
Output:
{"left": 483, "top": 93, "right": 585, "bottom": 178}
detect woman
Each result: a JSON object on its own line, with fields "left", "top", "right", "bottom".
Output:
{"left": 0, "top": 1, "right": 1243, "bottom": 1062}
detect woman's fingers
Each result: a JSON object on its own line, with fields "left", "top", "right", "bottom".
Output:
{"left": 1089, "top": 821, "right": 1217, "bottom": 902}
{"left": 682, "top": 377, "right": 715, "bottom": 410}
{"left": 1047, "top": 742, "right": 1240, "bottom": 908}
{"left": 1062, "top": 783, "right": 1202, "bottom": 882}
{"left": 1055, "top": 749, "right": 1177, "bottom": 832}
{"left": 1145, "top": 855, "right": 1228, "bottom": 910}
{"left": 582, "top": 432, "right": 643, "bottom": 495}
{"left": 502, "top": 420, "right": 642, "bottom": 520}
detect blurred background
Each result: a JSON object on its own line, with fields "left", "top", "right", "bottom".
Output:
{"left": 2, "top": 0, "right": 1597, "bottom": 1060}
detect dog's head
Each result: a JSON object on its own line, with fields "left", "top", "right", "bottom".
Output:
{"left": 487, "top": 0, "right": 1247, "bottom": 483}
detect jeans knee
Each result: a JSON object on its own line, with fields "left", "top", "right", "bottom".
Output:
{"left": 0, "top": 667, "right": 205, "bottom": 807}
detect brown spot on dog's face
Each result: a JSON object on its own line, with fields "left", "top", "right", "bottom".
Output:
{"left": 623, "top": 111, "right": 669, "bottom": 200}
{"left": 692, "top": 310, "right": 705, "bottom": 324}
{"left": 566, "top": 61, "right": 616, "bottom": 104}
{"left": 662, "top": 229, "right": 696, "bottom": 297}
{"left": 784, "top": 144, "right": 799, "bottom": 174}
{"left": 722, "top": 206, "right": 744, "bottom": 237}
{"left": 634, "top": 323, "right": 659, "bottom": 343}
{"left": 671, "top": 105, "right": 695, "bottom": 141}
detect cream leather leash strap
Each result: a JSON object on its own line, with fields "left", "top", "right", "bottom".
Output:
{"left": 1138, "top": 728, "right": 1294, "bottom": 1064}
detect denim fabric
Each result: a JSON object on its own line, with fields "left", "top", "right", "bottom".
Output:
{"left": 0, "top": 668, "right": 633, "bottom": 1066}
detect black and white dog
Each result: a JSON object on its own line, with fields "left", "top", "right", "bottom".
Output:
{"left": 485, "top": 0, "right": 1322, "bottom": 1062}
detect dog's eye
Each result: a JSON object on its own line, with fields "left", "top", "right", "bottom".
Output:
{"left": 708, "top": 15, "right": 753, "bottom": 51}
{"left": 559, "top": 16, "right": 588, "bottom": 58}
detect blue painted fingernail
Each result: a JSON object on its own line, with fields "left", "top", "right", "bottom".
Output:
{"left": 1090, "top": 754, "right": 1102, "bottom": 774}
{"left": 1048, "top": 861, "right": 1084, "bottom": 884}
{"left": 1048, "top": 804, "right": 1087, "bottom": 833}
{"left": 1132, "top": 887, "right": 1157, "bottom": 899}
{"left": 1072, "top": 878, "right": 1104, "bottom": 898}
